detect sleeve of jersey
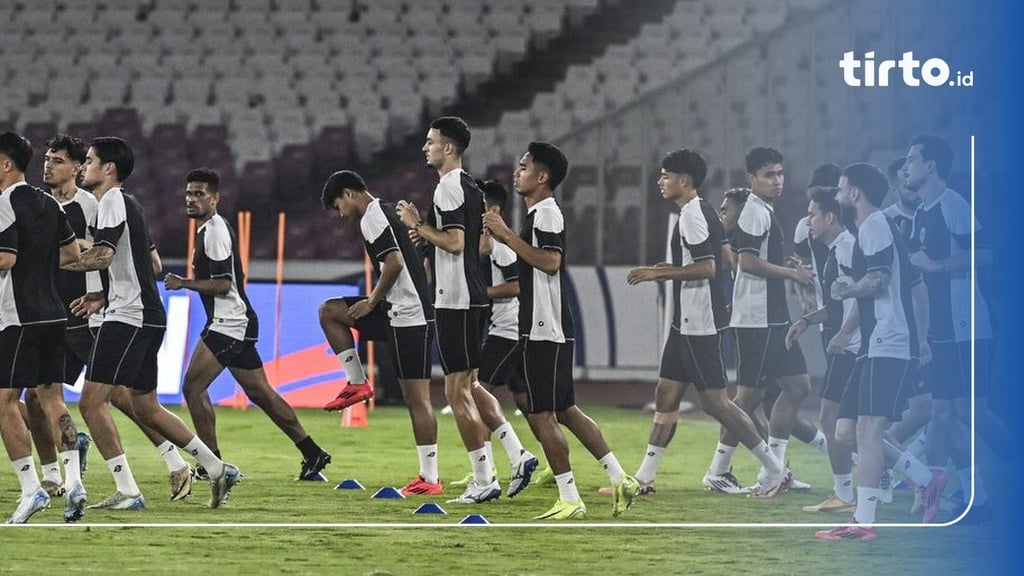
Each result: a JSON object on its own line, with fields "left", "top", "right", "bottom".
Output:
{"left": 434, "top": 179, "right": 465, "bottom": 231}
{"left": 533, "top": 207, "right": 564, "bottom": 252}
{"left": 204, "top": 223, "right": 235, "bottom": 280}
{"left": 681, "top": 207, "right": 714, "bottom": 261}
{"left": 860, "top": 218, "right": 894, "bottom": 273}
{"left": 493, "top": 244, "right": 519, "bottom": 282}
{"left": 732, "top": 205, "right": 768, "bottom": 254}
{"left": 58, "top": 208, "right": 76, "bottom": 247}
{"left": 793, "top": 218, "right": 811, "bottom": 259}
{"left": 365, "top": 217, "right": 400, "bottom": 264}
{"left": 93, "top": 195, "right": 126, "bottom": 251}
{"left": 0, "top": 198, "right": 17, "bottom": 254}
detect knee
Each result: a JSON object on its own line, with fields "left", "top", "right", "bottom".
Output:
{"left": 834, "top": 422, "right": 856, "bottom": 448}
{"left": 319, "top": 300, "right": 347, "bottom": 326}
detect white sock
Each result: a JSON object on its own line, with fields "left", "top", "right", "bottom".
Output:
{"left": 337, "top": 348, "right": 367, "bottom": 385}
{"left": 60, "top": 450, "right": 82, "bottom": 487}
{"left": 416, "top": 444, "right": 439, "bottom": 484}
{"left": 808, "top": 429, "right": 828, "bottom": 455}
{"left": 854, "top": 486, "right": 882, "bottom": 525}
{"left": 105, "top": 454, "right": 141, "bottom": 496}
{"left": 958, "top": 467, "right": 989, "bottom": 506}
{"left": 750, "top": 440, "right": 784, "bottom": 475}
{"left": 709, "top": 442, "right": 736, "bottom": 476}
{"left": 908, "top": 432, "right": 927, "bottom": 459}
{"left": 157, "top": 440, "right": 188, "bottom": 473}
{"left": 895, "top": 451, "right": 932, "bottom": 487}
{"left": 635, "top": 445, "right": 665, "bottom": 485}
{"left": 834, "top": 473, "right": 854, "bottom": 503}
{"left": 768, "top": 436, "right": 789, "bottom": 464}
{"left": 42, "top": 461, "right": 62, "bottom": 485}
{"left": 484, "top": 441, "right": 495, "bottom": 472}
{"left": 469, "top": 447, "right": 491, "bottom": 485}
{"left": 493, "top": 422, "right": 526, "bottom": 464}
{"left": 598, "top": 452, "right": 625, "bottom": 485}
{"left": 851, "top": 451, "right": 860, "bottom": 466}
{"left": 183, "top": 437, "right": 224, "bottom": 479}
{"left": 12, "top": 456, "right": 41, "bottom": 496}
{"left": 554, "top": 471, "right": 581, "bottom": 503}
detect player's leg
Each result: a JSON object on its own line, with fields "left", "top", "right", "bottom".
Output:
{"left": 805, "top": 353, "right": 857, "bottom": 512}
{"left": 319, "top": 297, "right": 373, "bottom": 409}
{"left": 182, "top": 337, "right": 227, "bottom": 453}
{"left": 475, "top": 336, "right": 536, "bottom": 494}
{"left": 23, "top": 390, "right": 62, "bottom": 494}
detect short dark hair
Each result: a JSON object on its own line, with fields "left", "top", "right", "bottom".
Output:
{"left": 186, "top": 167, "right": 220, "bottom": 191}
{"left": 0, "top": 131, "right": 33, "bottom": 173}
{"left": 808, "top": 186, "right": 840, "bottom": 218}
{"left": 809, "top": 163, "right": 841, "bottom": 188}
{"left": 46, "top": 133, "right": 87, "bottom": 164}
{"left": 661, "top": 149, "right": 707, "bottom": 189}
{"left": 910, "top": 134, "right": 953, "bottom": 180}
{"left": 478, "top": 179, "right": 508, "bottom": 212}
{"left": 723, "top": 187, "right": 751, "bottom": 204}
{"left": 430, "top": 116, "right": 471, "bottom": 154}
{"left": 842, "top": 163, "right": 888, "bottom": 208}
{"left": 321, "top": 170, "right": 367, "bottom": 210}
{"left": 90, "top": 136, "right": 134, "bottom": 182}
{"left": 745, "top": 146, "right": 784, "bottom": 174}
{"left": 526, "top": 141, "right": 568, "bottom": 190}
{"left": 886, "top": 157, "right": 906, "bottom": 183}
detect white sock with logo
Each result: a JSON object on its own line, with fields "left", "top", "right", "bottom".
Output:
{"left": 469, "top": 447, "right": 491, "bottom": 485}
{"left": 42, "top": 461, "right": 62, "bottom": 486}
{"left": 598, "top": 452, "right": 625, "bottom": 485}
{"left": 709, "top": 442, "right": 736, "bottom": 476}
{"left": 12, "top": 456, "right": 42, "bottom": 496}
{"left": 854, "top": 486, "right": 882, "bottom": 525}
{"left": 493, "top": 422, "right": 525, "bottom": 464}
{"left": 768, "top": 436, "right": 789, "bottom": 464}
{"left": 157, "top": 440, "right": 188, "bottom": 472}
{"left": 555, "top": 471, "right": 581, "bottom": 503}
{"left": 105, "top": 454, "right": 140, "bottom": 496}
{"left": 60, "top": 450, "right": 82, "bottom": 488}
{"left": 834, "top": 473, "right": 854, "bottom": 503}
{"left": 336, "top": 348, "right": 367, "bottom": 385}
{"left": 183, "top": 437, "right": 224, "bottom": 480}
{"left": 417, "top": 444, "right": 438, "bottom": 484}
{"left": 635, "top": 445, "right": 665, "bottom": 485}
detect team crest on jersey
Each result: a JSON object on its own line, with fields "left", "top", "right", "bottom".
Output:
{"left": 918, "top": 227, "right": 926, "bottom": 244}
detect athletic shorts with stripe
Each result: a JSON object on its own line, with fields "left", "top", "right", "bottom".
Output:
{"left": 434, "top": 308, "right": 483, "bottom": 375}
{"left": 63, "top": 326, "right": 95, "bottom": 385}
{"left": 820, "top": 352, "right": 856, "bottom": 404}
{"left": 478, "top": 335, "right": 525, "bottom": 393}
{"left": 659, "top": 331, "right": 727, "bottom": 391}
{"left": 201, "top": 329, "right": 263, "bottom": 370}
{"left": 0, "top": 324, "right": 66, "bottom": 389}
{"left": 343, "top": 296, "right": 433, "bottom": 380}
{"left": 86, "top": 321, "right": 165, "bottom": 393}
{"left": 521, "top": 338, "right": 574, "bottom": 414}
{"left": 841, "top": 356, "right": 914, "bottom": 421}
{"left": 734, "top": 325, "right": 807, "bottom": 388}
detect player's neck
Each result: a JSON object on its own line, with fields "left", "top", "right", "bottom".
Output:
{"left": 51, "top": 182, "right": 77, "bottom": 202}
{"left": 674, "top": 188, "right": 697, "bottom": 207}
{"left": 0, "top": 173, "right": 26, "bottom": 191}
{"left": 819, "top": 227, "right": 841, "bottom": 246}
{"left": 917, "top": 178, "right": 945, "bottom": 204}
{"left": 524, "top": 189, "right": 552, "bottom": 209}
{"left": 91, "top": 180, "right": 119, "bottom": 200}
{"left": 855, "top": 204, "right": 879, "bottom": 226}
{"left": 436, "top": 158, "right": 462, "bottom": 179}
{"left": 196, "top": 211, "right": 215, "bottom": 226}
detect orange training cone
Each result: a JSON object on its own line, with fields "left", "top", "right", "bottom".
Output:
{"left": 341, "top": 401, "right": 368, "bottom": 428}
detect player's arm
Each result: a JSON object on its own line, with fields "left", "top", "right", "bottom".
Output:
{"left": 62, "top": 245, "right": 114, "bottom": 271}
{"left": 59, "top": 237, "right": 81, "bottom": 266}
{"left": 738, "top": 252, "right": 813, "bottom": 285}
{"left": 150, "top": 246, "right": 162, "bottom": 275}
{"left": 488, "top": 281, "right": 519, "bottom": 299}
{"left": 627, "top": 259, "right": 715, "bottom": 285}
{"left": 720, "top": 242, "right": 736, "bottom": 272}
{"left": 164, "top": 273, "right": 231, "bottom": 296}
{"left": 826, "top": 300, "right": 860, "bottom": 355}
{"left": 832, "top": 268, "right": 890, "bottom": 300}
{"left": 482, "top": 212, "right": 560, "bottom": 275}
{"left": 368, "top": 250, "right": 403, "bottom": 308}
{"left": 912, "top": 279, "right": 931, "bottom": 365}
{"left": 785, "top": 305, "right": 830, "bottom": 349}
{"left": 396, "top": 200, "right": 465, "bottom": 255}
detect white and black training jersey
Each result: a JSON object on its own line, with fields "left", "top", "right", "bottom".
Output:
{"left": 193, "top": 213, "right": 258, "bottom": 341}
{"left": 430, "top": 168, "right": 488, "bottom": 310}
{"left": 55, "top": 188, "right": 102, "bottom": 330}
{"left": 731, "top": 193, "right": 790, "bottom": 328}
{"left": 668, "top": 197, "right": 728, "bottom": 336}
{"left": 793, "top": 216, "right": 828, "bottom": 313}
{"left": 362, "top": 199, "right": 433, "bottom": 327}
{"left": 822, "top": 229, "right": 861, "bottom": 353}
{"left": 517, "top": 197, "right": 573, "bottom": 343}
{"left": 911, "top": 188, "right": 992, "bottom": 343}
{"left": 487, "top": 240, "right": 519, "bottom": 340}
{"left": 883, "top": 203, "right": 915, "bottom": 245}
{"left": 851, "top": 210, "right": 918, "bottom": 360}
{"left": 93, "top": 187, "right": 166, "bottom": 328}
{"left": 0, "top": 182, "right": 76, "bottom": 328}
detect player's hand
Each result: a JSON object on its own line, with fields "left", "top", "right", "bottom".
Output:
{"left": 785, "top": 319, "right": 807, "bottom": 350}
{"left": 395, "top": 200, "right": 421, "bottom": 229}
{"left": 77, "top": 238, "right": 94, "bottom": 252}
{"left": 626, "top": 267, "right": 657, "bottom": 285}
{"left": 348, "top": 298, "right": 373, "bottom": 320}
{"left": 826, "top": 331, "right": 851, "bottom": 355}
{"left": 482, "top": 212, "right": 513, "bottom": 243}
{"left": 164, "top": 273, "right": 185, "bottom": 290}
{"left": 70, "top": 292, "right": 106, "bottom": 319}
{"left": 918, "top": 339, "right": 932, "bottom": 367}
{"left": 409, "top": 228, "right": 427, "bottom": 246}
{"left": 789, "top": 263, "right": 814, "bottom": 286}
{"left": 909, "top": 251, "right": 940, "bottom": 272}
{"left": 830, "top": 278, "right": 853, "bottom": 300}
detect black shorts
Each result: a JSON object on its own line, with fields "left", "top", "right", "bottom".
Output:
{"left": 87, "top": 322, "right": 165, "bottom": 393}
{"left": 478, "top": 335, "right": 525, "bottom": 393}
{"left": 201, "top": 329, "right": 263, "bottom": 371}
{"left": 658, "top": 331, "right": 727, "bottom": 391}
{"left": 342, "top": 296, "right": 433, "bottom": 380}
{"left": 929, "top": 340, "right": 976, "bottom": 401}
{"left": 734, "top": 326, "right": 807, "bottom": 388}
{"left": 521, "top": 339, "right": 575, "bottom": 414}
{"left": 0, "top": 323, "right": 66, "bottom": 389}
{"left": 63, "top": 326, "right": 95, "bottom": 385}
{"left": 858, "top": 356, "right": 915, "bottom": 421}
{"left": 838, "top": 358, "right": 862, "bottom": 421}
{"left": 821, "top": 352, "right": 857, "bottom": 404}
{"left": 434, "top": 308, "right": 483, "bottom": 375}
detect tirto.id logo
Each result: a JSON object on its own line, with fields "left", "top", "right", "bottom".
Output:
{"left": 840, "top": 51, "right": 973, "bottom": 87}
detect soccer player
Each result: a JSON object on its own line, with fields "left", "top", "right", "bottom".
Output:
{"left": 904, "top": 135, "right": 998, "bottom": 523}
{"left": 66, "top": 137, "right": 240, "bottom": 510}
{"left": 395, "top": 117, "right": 503, "bottom": 503}
{"left": 318, "top": 170, "right": 441, "bottom": 496}
{"left": 451, "top": 179, "right": 539, "bottom": 497}
{"left": 483, "top": 141, "right": 638, "bottom": 520}
{"left": 622, "top": 149, "right": 784, "bottom": 495}
{"left": 816, "top": 163, "right": 923, "bottom": 540}
{"left": 704, "top": 147, "right": 813, "bottom": 496}
{"left": 164, "top": 168, "right": 331, "bottom": 482}
{"left": 0, "top": 131, "right": 83, "bottom": 523}
{"left": 786, "top": 186, "right": 861, "bottom": 513}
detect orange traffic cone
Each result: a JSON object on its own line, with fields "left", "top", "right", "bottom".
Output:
{"left": 341, "top": 401, "right": 368, "bottom": 428}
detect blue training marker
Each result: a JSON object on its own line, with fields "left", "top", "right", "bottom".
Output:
{"left": 371, "top": 486, "right": 405, "bottom": 499}
{"left": 335, "top": 479, "right": 365, "bottom": 490}
{"left": 458, "top": 514, "right": 490, "bottom": 525}
{"left": 414, "top": 503, "right": 447, "bottom": 515}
